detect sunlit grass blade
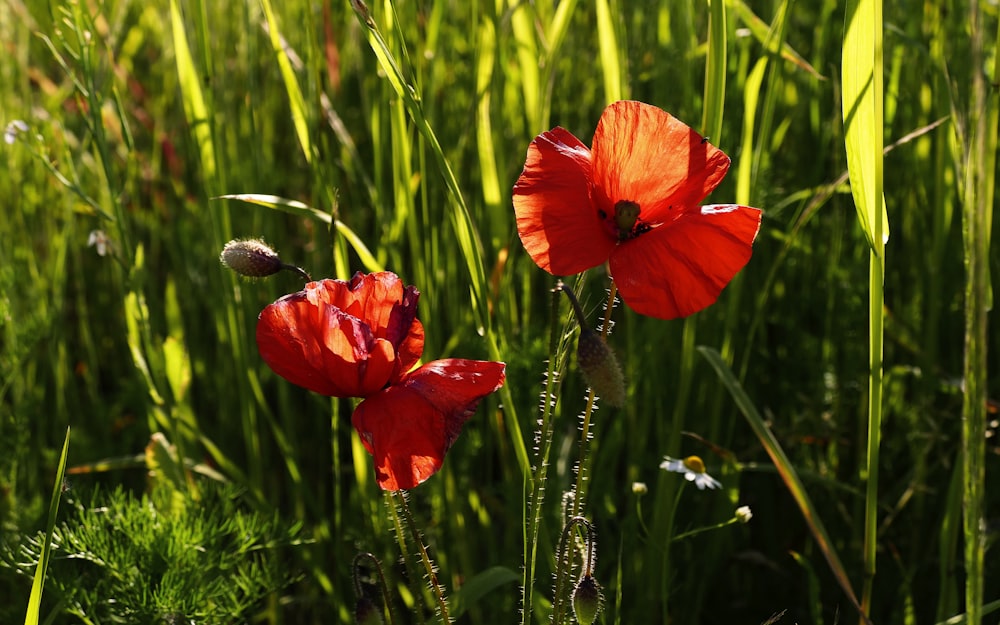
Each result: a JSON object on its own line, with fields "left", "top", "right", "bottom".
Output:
{"left": 596, "top": 0, "right": 625, "bottom": 103}
{"left": 215, "top": 194, "right": 383, "bottom": 273}
{"left": 169, "top": 0, "right": 216, "bottom": 180}
{"left": 351, "top": 0, "right": 489, "bottom": 335}
{"left": 729, "top": 0, "right": 824, "bottom": 79}
{"left": 698, "top": 347, "right": 866, "bottom": 621}
{"left": 735, "top": 58, "right": 766, "bottom": 204}
{"left": 22, "top": 427, "right": 71, "bottom": 625}
{"left": 702, "top": 0, "right": 727, "bottom": 141}
{"left": 842, "top": 0, "right": 887, "bottom": 251}
{"left": 259, "top": 0, "right": 313, "bottom": 164}
{"left": 843, "top": 0, "right": 886, "bottom": 618}
{"left": 508, "top": 0, "right": 542, "bottom": 129}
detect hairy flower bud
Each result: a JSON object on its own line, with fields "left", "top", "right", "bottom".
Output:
{"left": 220, "top": 239, "right": 284, "bottom": 277}
{"left": 572, "top": 574, "right": 604, "bottom": 625}
{"left": 576, "top": 329, "right": 625, "bottom": 407}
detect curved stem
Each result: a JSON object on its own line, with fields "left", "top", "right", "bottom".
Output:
{"left": 352, "top": 552, "right": 396, "bottom": 625}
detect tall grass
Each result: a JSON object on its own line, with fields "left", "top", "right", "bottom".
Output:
{"left": 0, "top": 0, "right": 996, "bottom": 623}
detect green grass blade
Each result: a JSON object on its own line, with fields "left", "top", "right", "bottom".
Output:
{"left": 842, "top": 0, "right": 887, "bottom": 252}
{"left": 596, "top": 0, "right": 625, "bottom": 103}
{"left": 958, "top": 7, "right": 998, "bottom": 625}
{"left": 259, "top": 0, "right": 313, "bottom": 164}
{"left": 215, "top": 194, "right": 383, "bottom": 273}
{"left": 698, "top": 347, "right": 865, "bottom": 621}
{"left": 729, "top": 0, "right": 824, "bottom": 79}
{"left": 169, "top": 0, "right": 216, "bottom": 180}
{"left": 701, "top": 0, "right": 727, "bottom": 141}
{"left": 22, "top": 427, "right": 71, "bottom": 625}
{"left": 509, "top": 0, "right": 542, "bottom": 129}
{"left": 352, "top": 1, "right": 490, "bottom": 334}
{"left": 843, "top": 0, "right": 886, "bottom": 617}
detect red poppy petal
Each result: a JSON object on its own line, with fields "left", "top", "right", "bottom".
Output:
{"left": 591, "top": 101, "right": 731, "bottom": 223}
{"left": 610, "top": 204, "right": 762, "bottom": 319}
{"left": 351, "top": 359, "right": 506, "bottom": 490}
{"left": 513, "top": 128, "right": 616, "bottom": 275}
{"left": 256, "top": 289, "right": 398, "bottom": 397}
{"left": 313, "top": 273, "right": 424, "bottom": 368}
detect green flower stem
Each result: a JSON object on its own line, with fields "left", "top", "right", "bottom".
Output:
{"left": 569, "top": 281, "right": 618, "bottom": 521}
{"left": 522, "top": 284, "right": 573, "bottom": 625}
{"left": 392, "top": 490, "right": 450, "bottom": 624}
{"left": 671, "top": 515, "right": 742, "bottom": 542}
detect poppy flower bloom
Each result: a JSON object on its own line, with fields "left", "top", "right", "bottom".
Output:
{"left": 256, "top": 271, "right": 505, "bottom": 490}
{"left": 513, "top": 100, "right": 762, "bottom": 319}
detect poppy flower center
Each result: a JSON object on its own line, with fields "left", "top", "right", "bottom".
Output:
{"left": 599, "top": 199, "right": 652, "bottom": 242}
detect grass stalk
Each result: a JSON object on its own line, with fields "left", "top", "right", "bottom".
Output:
{"left": 958, "top": 4, "right": 997, "bottom": 624}
{"left": 21, "top": 428, "right": 71, "bottom": 625}
{"left": 843, "top": 0, "right": 886, "bottom": 617}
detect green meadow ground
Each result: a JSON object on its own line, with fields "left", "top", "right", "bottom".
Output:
{"left": 1, "top": 0, "right": 997, "bottom": 623}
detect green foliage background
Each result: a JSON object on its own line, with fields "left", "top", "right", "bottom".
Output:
{"left": 0, "top": 0, "right": 997, "bottom": 623}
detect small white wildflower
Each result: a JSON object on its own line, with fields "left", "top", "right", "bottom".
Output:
{"left": 660, "top": 455, "right": 722, "bottom": 490}
{"left": 631, "top": 481, "right": 648, "bottom": 495}
{"left": 4, "top": 120, "right": 28, "bottom": 144}
{"left": 87, "top": 230, "right": 110, "bottom": 256}
{"left": 735, "top": 506, "right": 753, "bottom": 523}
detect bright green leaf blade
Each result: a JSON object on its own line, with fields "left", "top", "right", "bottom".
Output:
{"left": 729, "top": 0, "right": 825, "bottom": 79}
{"left": 23, "top": 427, "right": 71, "bottom": 625}
{"left": 596, "top": 0, "right": 624, "bottom": 103}
{"left": 215, "top": 194, "right": 382, "bottom": 273}
{"left": 842, "top": 0, "right": 888, "bottom": 251}
{"left": 259, "top": 0, "right": 313, "bottom": 164}
{"left": 702, "top": 0, "right": 727, "bottom": 141}
{"left": 169, "top": 0, "right": 216, "bottom": 179}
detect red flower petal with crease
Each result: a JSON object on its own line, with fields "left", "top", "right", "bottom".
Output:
{"left": 351, "top": 359, "right": 506, "bottom": 491}
{"left": 610, "top": 204, "right": 764, "bottom": 319}
{"left": 590, "top": 102, "right": 732, "bottom": 224}
{"left": 513, "top": 128, "right": 616, "bottom": 275}
{"left": 256, "top": 272, "right": 423, "bottom": 398}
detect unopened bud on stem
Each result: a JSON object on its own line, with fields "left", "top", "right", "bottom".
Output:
{"left": 219, "top": 239, "right": 312, "bottom": 282}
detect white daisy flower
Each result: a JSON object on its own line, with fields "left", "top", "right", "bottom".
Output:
{"left": 659, "top": 455, "right": 722, "bottom": 490}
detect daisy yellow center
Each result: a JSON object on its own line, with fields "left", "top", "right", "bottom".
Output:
{"left": 682, "top": 455, "right": 707, "bottom": 474}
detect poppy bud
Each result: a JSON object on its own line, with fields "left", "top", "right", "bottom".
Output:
{"left": 354, "top": 595, "right": 385, "bottom": 625}
{"left": 576, "top": 328, "right": 625, "bottom": 407}
{"left": 220, "top": 239, "right": 312, "bottom": 281}
{"left": 220, "top": 239, "right": 284, "bottom": 277}
{"left": 572, "top": 574, "right": 604, "bottom": 625}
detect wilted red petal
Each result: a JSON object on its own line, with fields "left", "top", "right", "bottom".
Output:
{"left": 351, "top": 359, "right": 506, "bottom": 490}
{"left": 257, "top": 288, "right": 400, "bottom": 397}
{"left": 513, "top": 127, "right": 616, "bottom": 275}
{"left": 590, "top": 101, "right": 731, "bottom": 224}
{"left": 610, "top": 204, "right": 763, "bottom": 319}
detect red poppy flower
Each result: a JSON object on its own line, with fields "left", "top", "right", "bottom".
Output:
{"left": 256, "top": 271, "right": 506, "bottom": 490}
{"left": 256, "top": 272, "right": 424, "bottom": 398}
{"left": 513, "top": 100, "right": 763, "bottom": 319}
